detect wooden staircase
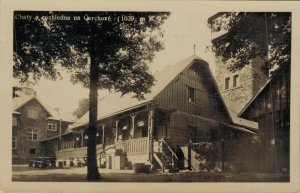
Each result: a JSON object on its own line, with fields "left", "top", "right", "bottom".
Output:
{"left": 153, "top": 138, "right": 179, "bottom": 172}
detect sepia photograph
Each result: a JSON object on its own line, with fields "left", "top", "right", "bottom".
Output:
{"left": 1, "top": 0, "right": 300, "bottom": 193}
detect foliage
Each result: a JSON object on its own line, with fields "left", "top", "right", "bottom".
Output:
{"left": 209, "top": 12, "right": 291, "bottom": 74}
{"left": 12, "top": 86, "right": 22, "bottom": 98}
{"left": 14, "top": 11, "right": 170, "bottom": 180}
{"left": 14, "top": 11, "right": 170, "bottom": 99}
{"left": 72, "top": 98, "right": 89, "bottom": 119}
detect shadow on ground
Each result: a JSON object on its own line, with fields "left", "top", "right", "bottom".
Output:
{"left": 12, "top": 170, "right": 289, "bottom": 182}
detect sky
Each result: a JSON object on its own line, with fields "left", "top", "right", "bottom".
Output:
{"left": 14, "top": 10, "right": 217, "bottom": 116}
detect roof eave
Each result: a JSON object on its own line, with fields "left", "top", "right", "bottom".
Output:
{"left": 14, "top": 97, "right": 53, "bottom": 117}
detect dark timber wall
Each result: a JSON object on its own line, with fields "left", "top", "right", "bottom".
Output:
{"left": 154, "top": 61, "right": 232, "bottom": 147}
{"left": 240, "top": 68, "right": 290, "bottom": 172}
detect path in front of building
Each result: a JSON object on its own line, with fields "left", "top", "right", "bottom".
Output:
{"left": 12, "top": 165, "right": 289, "bottom": 182}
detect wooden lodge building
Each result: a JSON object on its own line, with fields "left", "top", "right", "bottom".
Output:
{"left": 37, "top": 55, "right": 258, "bottom": 172}
{"left": 239, "top": 66, "right": 290, "bottom": 173}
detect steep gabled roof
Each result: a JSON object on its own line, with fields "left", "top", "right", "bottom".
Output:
{"left": 13, "top": 94, "right": 76, "bottom": 122}
{"left": 238, "top": 67, "right": 290, "bottom": 119}
{"left": 68, "top": 54, "right": 233, "bottom": 129}
{"left": 223, "top": 97, "right": 258, "bottom": 130}
{"left": 13, "top": 96, "right": 53, "bottom": 117}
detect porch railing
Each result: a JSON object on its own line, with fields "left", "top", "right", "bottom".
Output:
{"left": 115, "top": 137, "right": 148, "bottom": 154}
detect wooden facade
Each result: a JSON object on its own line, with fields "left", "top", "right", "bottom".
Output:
{"left": 239, "top": 67, "right": 290, "bottom": 173}
{"left": 41, "top": 55, "right": 257, "bottom": 171}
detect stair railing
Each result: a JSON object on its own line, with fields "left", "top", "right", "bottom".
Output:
{"left": 84, "top": 144, "right": 116, "bottom": 160}
{"left": 161, "top": 138, "right": 178, "bottom": 167}
{"left": 97, "top": 144, "right": 115, "bottom": 158}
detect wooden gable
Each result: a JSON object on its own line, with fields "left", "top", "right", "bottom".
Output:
{"left": 239, "top": 67, "right": 290, "bottom": 122}
{"left": 154, "top": 59, "right": 232, "bottom": 123}
{"left": 15, "top": 97, "right": 52, "bottom": 118}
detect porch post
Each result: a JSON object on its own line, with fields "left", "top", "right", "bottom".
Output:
{"left": 130, "top": 114, "right": 136, "bottom": 139}
{"left": 147, "top": 109, "right": 154, "bottom": 161}
{"left": 73, "top": 134, "right": 75, "bottom": 148}
{"left": 115, "top": 120, "right": 119, "bottom": 143}
{"left": 81, "top": 130, "right": 84, "bottom": 147}
{"left": 101, "top": 124, "right": 105, "bottom": 148}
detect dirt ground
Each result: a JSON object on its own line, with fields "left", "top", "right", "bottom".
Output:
{"left": 12, "top": 165, "right": 289, "bottom": 182}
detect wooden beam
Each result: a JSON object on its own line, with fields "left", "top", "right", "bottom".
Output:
{"left": 101, "top": 124, "right": 105, "bottom": 148}
{"left": 130, "top": 114, "right": 136, "bottom": 139}
{"left": 81, "top": 131, "right": 84, "bottom": 147}
{"left": 147, "top": 109, "right": 154, "bottom": 161}
{"left": 115, "top": 120, "right": 119, "bottom": 143}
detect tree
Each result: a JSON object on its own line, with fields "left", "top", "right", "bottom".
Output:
{"left": 209, "top": 12, "right": 291, "bottom": 75}
{"left": 73, "top": 98, "right": 89, "bottom": 119}
{"left": 13, "top": 11, "right": 170, "bottom": 180}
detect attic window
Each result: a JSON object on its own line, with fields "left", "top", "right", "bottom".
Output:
{"left": 188, "top": 87, "right": 195, "bottom": 103}
{"left": 28, "top": 108, "right": 39, "bottom": 119}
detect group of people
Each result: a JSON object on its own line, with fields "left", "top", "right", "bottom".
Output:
{"left": 68, "top": 157, "right": 86, "bottom": 167}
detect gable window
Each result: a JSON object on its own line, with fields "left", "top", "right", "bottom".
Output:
{"left": 29, "top": 148, "right": 36, "bottom": 155}
{"left": 225, "top": 77, "right": 230, "bottom": 90}
{"left": 47, "top": 121, "right": 57, "bottom": 131}
{"left": 233, "top": 74, "right": 239, "bottom": 88}
{"left": 12, "top": 136, "right": 17, "bottom": 149}
{"left": 187, "top": 87, "right": 195, "bottom": 103}
{"left": 28, "top": 108, "right": 39, "bottom": 119}
{"left": 13, "top": 117, "right": 17, "bottom": 126}
{"left": 187, "top": 86, "right": 204, "bottom": 105}
{"left": 28, "top": 129, "right": 38, "bottom": 141}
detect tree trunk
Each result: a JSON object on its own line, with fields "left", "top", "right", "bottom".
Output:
{"left": 87, "top": 44, "right": 101, "bottom": 180}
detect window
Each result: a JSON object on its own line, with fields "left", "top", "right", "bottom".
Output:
{"left": 47, "top": 121, "right": 57, "bottom": 131}
{"left": 13, "top": 117, "right": 17, "bottom": 126}
{"left": 12, "top": 137, "right": 17, "bottom": 149}
{"left": 28, "top": 129, "right": 38, "bottom": 140}
{"left": 29, "top": 148, "right": 36, "bottom": 155}
{"left": 28, "top": 108, "right": 39, "bottom": 119}
{"left": 187, "top": 86, "right": 204, "bottom": 105}
{"left": 233, "top": 74, "right": 239, "bottom": 88}
{"left": 187, "top": 87, "right": 195, "bottom": 103}
{"left": 225, "top": 77, "right": 230, "bottom": 90}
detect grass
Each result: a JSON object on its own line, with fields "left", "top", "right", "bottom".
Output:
{"left": 12, "top": 166, "right": 290, "bottom": 182}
